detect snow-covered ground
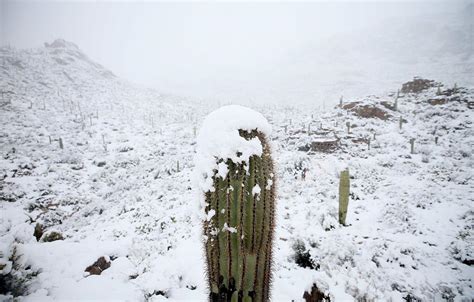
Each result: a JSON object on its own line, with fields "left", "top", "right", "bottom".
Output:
{"left": 1, "top": 41, "right": 473, "bottom": 301}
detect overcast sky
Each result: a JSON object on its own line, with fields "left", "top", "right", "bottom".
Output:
{"left": 1, "top": 1, "right": 470, "bottom": 103}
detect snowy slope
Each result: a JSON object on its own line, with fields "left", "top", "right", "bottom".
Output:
{"left": 1, "top": 41, "right": 473, "bottom": 301}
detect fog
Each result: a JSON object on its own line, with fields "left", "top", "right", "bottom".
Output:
{"left": 2, "top": 0, "right": 472, "bottom": 104}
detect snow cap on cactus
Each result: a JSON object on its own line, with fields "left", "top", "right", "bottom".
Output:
{"left": 195, "top": 105, "right": 272, "bottom": 193}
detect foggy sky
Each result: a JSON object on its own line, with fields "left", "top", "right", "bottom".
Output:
{"left": 1, "top": 1, "right": 470, "bottom": 104}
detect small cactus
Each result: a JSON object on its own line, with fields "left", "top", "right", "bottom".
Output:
{"left": 410, "top": 138, "right": 415, "bottom": 154}
{"left": 202, "top": 129, "right": 275, "bottom": 302}
{"left": 102, "top": 134, "right": 107, "bottom": 152}
{"left": 59, "top": 137, "right": 63, "bottom": 149}
{"left": 346, "top": 122, "right": 351, "bottom": 134}
{"left": 338, "top": 169, "right": 350, "bottom": 226}
{"left": 399, "top": 116, "right": 403, "bottom": 130}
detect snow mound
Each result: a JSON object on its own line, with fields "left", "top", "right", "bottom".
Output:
{"left": 195, "top": 105, "right": 271, "bottom": 193}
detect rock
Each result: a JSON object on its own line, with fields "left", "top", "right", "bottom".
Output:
{"left": 299, "top": 138, "right": 339, "bottom": 153}
{"left": 85, "top": 256, "right": 111, "bottom": 275}
{"left": 41, "top": 231, "right": 64, "bottom": 242}
{"left": 401, "top": 77, "right": 436, "bottom": 93}
{"left": 381, "top": 101, "right": 396, "bottom": 111}
{"left": 93, "top": 160, "right": 106, "bottom": 167}
{"left": 34, "top": 223, "right": 43, "bottom": 241}
{"left": 303, "top": 284, "right": 331, "bottom": 302}
{"left": 428, "top": 98, "right": 449, "bottom": 105}
{"left": 342, "top": 102, "right": 391, "bottom": 120}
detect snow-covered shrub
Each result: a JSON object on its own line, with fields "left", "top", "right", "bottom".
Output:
{"left": 419, "top": 146, "right": 431, "bottom": 163}
{"left": 292, "top": 239, "right": 317, "bottom": 270}
{"left": 0, "top": 209, "right": 38, "bottom": 297}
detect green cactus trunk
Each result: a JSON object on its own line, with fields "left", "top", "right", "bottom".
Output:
{"left": 338, "top": 169, "right": 350, "bottom": 226}
{"left": 203, "top": 129, "right": 275, "bottom": 302}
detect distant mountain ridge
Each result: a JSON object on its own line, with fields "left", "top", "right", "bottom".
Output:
{"left": 1, "top": 38, "right": 117, "bottom": 96}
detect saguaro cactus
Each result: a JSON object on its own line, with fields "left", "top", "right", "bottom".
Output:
{"left": 198, "top": 106, "right": 275, "bottom": 302}
{"left": 338, "top": 169, "right": 350, "bottom": 225}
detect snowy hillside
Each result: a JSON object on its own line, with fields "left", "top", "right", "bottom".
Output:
{"left": 1, "top": 41, "right": 473, "bottom": 301}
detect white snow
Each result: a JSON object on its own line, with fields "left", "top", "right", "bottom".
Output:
{"left": 194, "top": 105, "right": 271, "bottom": 193}
{"left": 252, "top": 184, "right": 261, "bottom": 196}
{"left": 0, "top": 41, "right": 472, "bottom": 301}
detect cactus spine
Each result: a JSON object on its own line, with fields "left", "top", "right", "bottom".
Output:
{"left": 203, "top": 129, "right": 275, "bottom": 302}
{"left": 338, "top": 169, "right": 350, "bottom": 225}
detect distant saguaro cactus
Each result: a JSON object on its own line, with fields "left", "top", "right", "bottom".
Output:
{"left": 346, "top": 122, "right": 351, "bottom": 134}
{"left": 338, "top": 169, "right": 350, "bottom": 225}
{"left": 59, "top": 137, "right": 63, "bottom": 149}
{"left": 399, "top": 116, "right": 403, "bottom": 130}
{"left": 410, "top": 138, "right": 415, "bottom": 154}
